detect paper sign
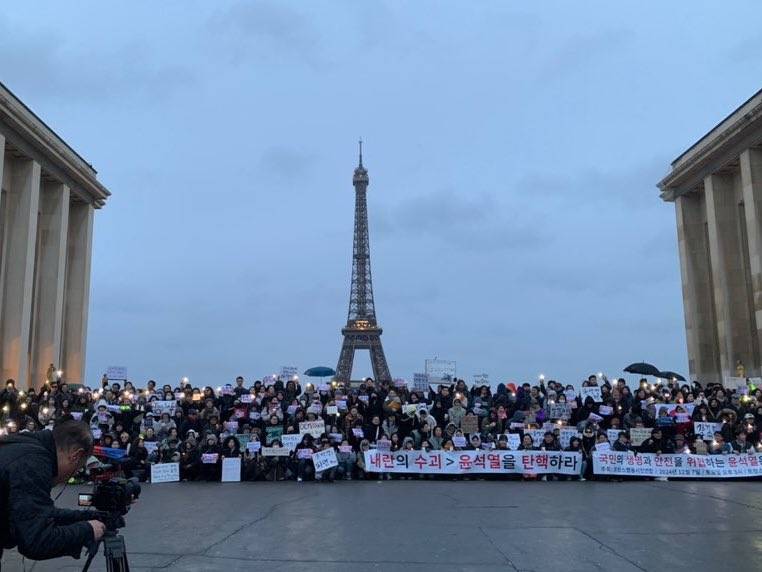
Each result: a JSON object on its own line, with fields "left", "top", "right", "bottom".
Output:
{"left": 461, "top": 415, "right": 479, "bottom": 434}
{"left": 352, "top": 427, "right": 364, "bottom": 438}
{"left": 629, "top": 427, "right": 652, "bottom": 447}
{"left": 339, "top": 445, "right": 353, "bottom": 453}
{"left": 564, "top": 389, "right": 577, "bottom": 400}
{"left": 262, "top": 446, "right": 290, "bottom": 457}
{"left": 312, "top": 448, "right": 339, "bottom": 472}
{"left": 336, "top": 400, "right": 347, "bottom": 410}
{"left": 144, "top": 441, "right": 158, "bottom": 454}
{"left": 694, "top": 421, "right": 723, "bottom": 441}
{"left": 327, "top": 405, "right": 338, "bottom": 416}
{"left": 300, "top": 420, "right": 326, "bottom": 438}
{"left": 221, "top": 457, "right": 241, "bottom": 482}
{"left": 297, "top": 448, "right": 313, "bottom": 459}
{"left": 281, "top": 365, "right": 299, "bottom": 380}
{"left": 607, "top": 429, "right": 623, "bottom": 443}
{"left": 106, "top": 366, "right": 128, "bottom": 380}
{"left": 548, "top": 403, "right": 572, "bottom": 420}
{"left": 499, "top": 433, "right": 522, "bottom": 450}
{"left": 402, "top": 404, "right": 418, "bottom": 415}
{"left": 724, "top": 377, "right": 748, "bottom": 391}
{"left": 201, "top": 453, "right": 219, "bottom": 464}
{"left": 599, "top": 405, "right": 613, "bottom": 416}
{"left": 595, "top": 442, "right": 611, "bottom": 452}
{"left": 152, "top": 401, "right": 177, "bottom": 417}
{"left": 71, "top": 411, "right": 83, "bottom": 421}
{"left": 224, "top": 421, "right": 239, "bottom": 433}
{"left": 151, "top": 462, "right": 180, "bottom": 483}
{"left": 265, "top": 426, "right": 283, "bottom": 445}
{"left": 282, "top": 434, "right": 302, "bottom": 451}
{"left": 580, "top": 387, "right": 602, "bottom": 403}
{"left": 453, "top": 436, "right": 467, "bottom": 447}
{"left": 376, "top": 439, "right": 391, "bottom": 452}
{"left": 287, "top": 405, "right": 298, "bottom": 415}
{"left": 587, "top": 412, "right": 604, "bottom": 423}
{"left": 246, "top": 441, "right": 262, "bottom": 453}
{"left": 559, "top": 429, "right": 581, "bottom": 448}
{"left": 240, "top": 394, "right": 253, "bottom": 404}
{"left": 329, "top": 432, "right": 343, "bottom": 442}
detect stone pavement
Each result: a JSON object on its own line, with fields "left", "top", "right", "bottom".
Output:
{"left": 4, "top": 479, "right": 762, "bottom": 571}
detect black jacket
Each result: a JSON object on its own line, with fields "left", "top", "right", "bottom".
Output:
{"left": 0, "top": 431, "right": 94, "bottom": 562}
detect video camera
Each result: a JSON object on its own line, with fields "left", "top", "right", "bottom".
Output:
{"left": 79, "top": 478, "right": 141, "bottom": 524}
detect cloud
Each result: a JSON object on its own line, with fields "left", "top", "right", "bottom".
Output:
{"left": 0, "top": 16, "right": 195, "bottom": 103}
{"left": 259, "top": 146, "right": 316, "bottom": 181}
{"left": 207, "top": 1, "right": 323, "bottom": 67}
{"left": 372, "top": 189, "right": 545, "bottom": 252}
{"left": 516, "top": 157, "right": 670, "bottom": 210}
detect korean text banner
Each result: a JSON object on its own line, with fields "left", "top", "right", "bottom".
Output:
{"left": 364, "top": 450, "right": 582, "bottom": 475}
{"left": 593, "top": 452, "right": 762, "bottom": 478}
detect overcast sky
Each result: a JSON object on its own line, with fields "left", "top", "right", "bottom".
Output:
{"left": 3, "top": 1, "right": 762, "bottom": 387}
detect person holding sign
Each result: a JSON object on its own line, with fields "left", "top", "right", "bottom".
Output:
{"left": 199, "top": 434, "right": 221, "bottom": 481}
{"left": 314, "top": 437, "right": 338, "bottom": 482}
{"left": 294, "top": 434, "right": 317, "bottom": 482}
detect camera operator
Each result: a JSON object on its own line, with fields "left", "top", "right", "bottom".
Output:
{"left": 0, "top": 420, "right": 105, "bottom": 563}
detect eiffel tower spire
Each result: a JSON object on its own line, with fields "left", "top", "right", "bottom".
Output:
{"left": 336, "top": 142, "right": 392, "bottom": 383}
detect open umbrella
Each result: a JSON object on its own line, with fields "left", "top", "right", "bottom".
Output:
{"left": 655, "top": 371, "right": 686, "bottom": 382}
{"left": 303, "top": 366, "right": 336, "bottom": 378}
{"left": 623, "top": 362, "right": 660, "bottom": 376}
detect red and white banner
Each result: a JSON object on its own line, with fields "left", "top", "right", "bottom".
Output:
{"left": 363, "top": 450, "right": 582, "bottom": 475}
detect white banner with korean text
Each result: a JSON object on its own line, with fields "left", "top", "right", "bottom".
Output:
{"left": 363, "top": 450, "right": 582, "bottom": 475}
{"left": 593, "top": 452, "right": 762, "bottom": 478}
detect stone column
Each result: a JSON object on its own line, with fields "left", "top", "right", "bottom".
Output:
{"left": 30, "top": 182, "right": 70, "bottom": 387}
{"left": 61, "top": 201, "right": 94, "bottom": 384}
{"left": 0, "top": 158, "right": 41, "bottom": 388}
{"left": 705, "top": 172, "right": 757, "bottom": 381}
{"left": 740, "top": 148, "right": 762, "bottom": 373}
{"left": 675, "top": 192, "right": 721, "bottom": 382}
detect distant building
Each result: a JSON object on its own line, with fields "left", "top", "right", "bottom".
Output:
{"left": 0, "top": 82, "right": 110, "bottom": 388}
{"left": 659, "top": 89, "right": 762, "bottom": 384}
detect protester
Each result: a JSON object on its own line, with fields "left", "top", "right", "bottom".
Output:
{"left": 1, "top": 374, "right": 761, "bottom": 484}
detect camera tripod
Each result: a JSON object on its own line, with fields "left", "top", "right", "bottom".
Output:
{"left": 81, "top": 529, "right": 130, "bottom": 572}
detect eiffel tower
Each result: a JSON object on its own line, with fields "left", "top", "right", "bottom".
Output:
{"left": 335, "top": 141, "right": 392, "bottom": 384}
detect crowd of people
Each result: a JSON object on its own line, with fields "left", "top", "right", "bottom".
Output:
{"left": 1, "top": 370, "right": 760, "bottom": 482}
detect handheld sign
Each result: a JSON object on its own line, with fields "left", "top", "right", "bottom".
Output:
{"left": 312, "top": 448, "right": 338, "bottom": 472}
{"left": 262, "top": 446, "right": 290, "bottom": 457}
{"left": 221, "top": 457, "right": 241, "bottom": 482}
{"left": 151, "top": 462, "right": 179, "bottom": 483}
{"left": 580, "top": 387, "right": 602, "bottom": 403}
{"left": 300, "top": 420, "right": 326, "bottom": 438}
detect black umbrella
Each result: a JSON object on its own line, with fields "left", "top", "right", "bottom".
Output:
{"left": 623, "top": 362, "right": 660, "bottom": 376}
{"left": 655, "top": 371, "right": 686, "bottom": 382}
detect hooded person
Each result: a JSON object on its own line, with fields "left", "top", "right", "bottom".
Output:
{"left": 199, "top": 433, "right": 221, "bottom": 481}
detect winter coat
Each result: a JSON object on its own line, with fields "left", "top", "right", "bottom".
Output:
{"left": 0, "top": 431, "right": 94, "bottom": 561}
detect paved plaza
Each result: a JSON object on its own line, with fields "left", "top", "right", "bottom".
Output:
{"left": 4, "top": 479, "right": 762, "bottom": 571}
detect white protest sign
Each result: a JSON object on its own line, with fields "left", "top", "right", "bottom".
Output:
{"left": 299, "top": 420, "right": 326, "bottom": 438}
{"left": 71, "top": 411, "right": 83, "bottom": 421}
{"left": 599, "top": 405, "right": 613, "bottom": 416}
{"left": 152, "top": 401, "right": 177, "bottom": 417}
{"left": 499, "top": 433, "right": 521, "bottom": 450}
{"left": 595, "top": 442, "right": 611, "bottom": 452}
{"left": 297, "top": 448, "right": 313, "bottom": 459}
{"left": 262, "top": 446, "right": 290, "bottom": 457}
{"left": 246, "top": 441, "right": 261, "bottom": 453}
{"left": 221, "top": 457, "right": 241, "bottom": 482}
{"left": 201, "top": 453, "right": 219, "bottom": 464}
{"left": 607, "top": 429, "right": 623, "bottom": 443}
{"left": 144, "top": 441, "right": 159, "bottom": 455}
{"left": 282, "top": 434, "right": 303, "bottom": 451}
{"left": 281, "top": 365, "right": 299, "bottom": 380}
{"left": 413, "top": 373, "right": 429, "bottom": 391}
{"left": 629, "top": 427, "right": 652, "bottom": 447}
{"left": 327, "top": 405, "right": 338, "bottom": 416}
{"left": 472, "top": 373, "right": 490, "bottom": 386}
{"left": 694, "top": 421, "right": 723, "bottom": 441}
{"left": 580, "top": 386, "right": 602, "bottom": 403}
{"left": 527, "top": 429, "right": 545, "bottom": 447}
{"left": 240, "top": 394, "right": 253, "bottom": 404}
{"left": 548, "top": 403, "right": 572, "bottom": 420}
{"left": 106, "top": 366, "right": 128, "bottom": 380}
{"left": 564, "top": 389, "right": 577, "bottom": 401}
{"left": 312, "top": 448, "right": 339, "bottom": 472}
{"left": 559, "top": 429, "right": 581, "bottom": 448}
{"left": 151, "top": 462, "right": 179, "bottom": 483}
{"left": 453, "top": 436, "right": 467, "bottom": 447}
